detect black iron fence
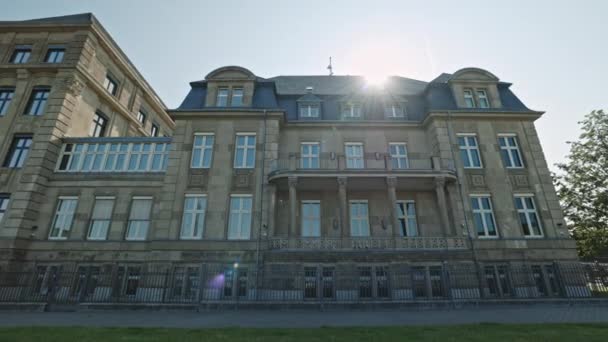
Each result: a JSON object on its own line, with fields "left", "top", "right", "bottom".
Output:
{"left": 0, "top": 262, "right": 606, "bottom": 305}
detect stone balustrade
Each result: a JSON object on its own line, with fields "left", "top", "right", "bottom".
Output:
{"left": 268, "top": 237, "right": 469, "bottom": 251}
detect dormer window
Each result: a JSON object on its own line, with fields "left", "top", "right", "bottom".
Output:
{"left": 476, "top": 89, "right": 489, "bottom": 108}
{"left": 342, "top": 103, "right": 362, "bottom": 119}
{"left": 231, "top": 88, "right": 244, "bottom": 107}
{"left": 216, "top": 87, "right": 244, "bottom": 107}
{"left": 463, "top": 89, "right": 475, "bottom": 108}
{"left": 299, "top": 104, "right": 320, "bottom": 118}
{"left": 216, "top": 88, "right": 229, "bottom": 107}
{"left": 385, "top": 104, "right": 405, "bottom": 118}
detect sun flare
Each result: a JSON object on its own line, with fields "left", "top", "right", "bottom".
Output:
{"left": 364, "top": 73, "right": 389, "bottom": 87}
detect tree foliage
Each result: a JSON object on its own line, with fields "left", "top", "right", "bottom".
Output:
{"left": 554, "top": 110, "right": 608, "bottom": 259}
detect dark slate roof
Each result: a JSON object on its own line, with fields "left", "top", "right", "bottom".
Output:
{"left": 0, "top": 13, "right": 93, "bottom": 26}
{"left": 178, "top": 84, "right": 207, "bottom": 110}
{"left": 175, "top": 72, "right": 534, "bottom": 120}
{"left": 269, "top": 75, "right": 427, "bottom": 96}
{"left": 297, "top": 93, "right": 322, "bottom": 102}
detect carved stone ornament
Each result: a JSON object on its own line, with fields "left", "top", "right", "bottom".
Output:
{"left": 470, "top": 174, "right": 486, "bottom": 187}
{"left": 64, "top": 76, "right": 85, "bottom": 97}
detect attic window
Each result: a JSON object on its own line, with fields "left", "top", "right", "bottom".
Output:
{"left": 299, "top": 103, "right": 320, "bottom": 118}
{"left": 385, "top": 104, "right": 405, "bottom": 118}
{"left": 476, "top": 89, "right": 489, "bottom": 108}
{"left": 342, "top": 103, "right": 362, "bottom": 119}
{"left": 216, "top": 88, "right": 229, "bottom": 107}
{"left": 463, "top": 89, "right": 475, "bottom": 108}
{"left": 231, "top": 88, "right": 244, "bottom": 107}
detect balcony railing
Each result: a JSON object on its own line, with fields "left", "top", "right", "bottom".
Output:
{"left": 268, "top": 237, "right": 469, "bottom": 251}
{"left": 56, "top": 137, "right": 171, "bottom": 173}
{"left": 270, "top": 153, "right": 436, "bottom": 173}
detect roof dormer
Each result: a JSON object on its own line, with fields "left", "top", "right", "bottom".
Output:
{"left": 296, "top": 86, "right": 322, "bottom": 119}
{"left": 204, "top": 66, "right": 256, "bottom": 108}
{"left": 448, "top": 68, "right": 502, "bottom": 109}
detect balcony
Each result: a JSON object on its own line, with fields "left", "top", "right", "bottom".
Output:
{"left": 268, "top": 237, "right": 469, "bottom": 251}
{"left": 55, "top": 137, "right": 171, "bottom": 173}
{"left": 269, "top": 153, "right": 454, "bottom": 181}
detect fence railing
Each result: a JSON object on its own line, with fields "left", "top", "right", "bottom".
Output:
{"left": 55, "top": 137, "right": 171, "bottom": 173}
{"left": 270, "top": 153, "right": 436, "bottom": 173}
{"left": 0, "top": 262, "right": 605, "bottom": 305}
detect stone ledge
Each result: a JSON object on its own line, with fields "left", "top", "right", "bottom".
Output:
{"left": 3, "top": 298, "right": 608, "bottom": 312}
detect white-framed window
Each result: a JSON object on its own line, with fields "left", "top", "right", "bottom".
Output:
{"left": 301, "top": 200, "right": 321, "bottom": 237}
{"left": 216, "top": 88, "right": 229, "bottom": 107}
{"left": 191, "top": 133, "right": 214, "bottom": 168}
{"left": 349, "top": 200, "right": 370, "bottom": 237}
{"left": 56, "top": 142, "right": 170, "bottom": 173}
{"left": 470, "top": 195, "right": 498, "bottom": 238}
{"left": 345, "top": 142, "right": 364, "bottom": 169}
{"left": 299, "top": 104, "right": 320, "bottom": 118}
{"left": 49, "top": 196, "right": 78, "bottom": 240}
{"left": 342, "top": 103, "right": 362, "bottom": 119}
{"left": 476, "top": 89, "right": 489, "bottom": 108}
{"left": 389, "top": 143, "right": 409, "bottom": 169}
{"left": 0, "top": 194, "right": 9, "bottom": 224}
{"left": 88, "top": 197, "right": 115, "bottom": 240}
{"left": 498, "top": 134, "right": 524, "bottom": 168}
{"left": 126, "top": 197, "right": 153, "bottom": 240}
{"left": 234, "top": 133, "right": 256, "bottom": 168}
{"left": 515, "top": 195, "right": 543, "bottom": 237}
{"left": 396, "top": 200, "right": 417, "bottom": 236}
{"left": 230, "top": 88, "right": 243, "bottom": 107}
{"left": 457, "top": 134, "right": 482, "bottom": 168}
{"left": 385, "top": 104, "right": 405, "bottom": 118}
{"left": 463, "top": 89, "right": 475, "bottom": 108}
{"left": 180, "top": 194, "right": 207, "bottom": 240}
{"left": 228, "top": 195, "right": 252, "bottom": 240}
{"left": 300, "top": 142, "right": 320, "bottom": 169}
{"left": 137, "top": 110, "right": 146, "bottom": 125}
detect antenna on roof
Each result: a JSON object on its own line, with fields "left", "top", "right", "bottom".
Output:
{"left": 327, "top": 57, "right": 334, "bottom": 76}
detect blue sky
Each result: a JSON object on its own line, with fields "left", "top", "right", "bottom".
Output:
{"left": 4, "top": 0, "right": 607, "bottom": 169}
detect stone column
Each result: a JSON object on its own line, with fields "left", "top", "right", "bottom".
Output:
{"left": 267, "top": 183, "right": 277, "bottom": 237}
{"left": 435, "top": 177, "right": 450, "bottom": 237}
{"left": 386, "top": 177, "right": 400, "bottom": 238}
{"left": 337, "top": 177, "right": 348, "bottom": 237}
{"left": 288, "top": 176, "right": 298, "bottom": 237}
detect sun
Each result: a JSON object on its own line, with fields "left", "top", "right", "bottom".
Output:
{"left": 364, "top": 73, "right": 389, "bottom": 87}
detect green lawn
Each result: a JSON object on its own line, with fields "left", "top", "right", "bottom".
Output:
{"left": 0, "top": 324, "right": 607, "bottom": 342}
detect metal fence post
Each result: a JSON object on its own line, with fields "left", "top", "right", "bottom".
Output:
{"left": 162, "top": 270, "right": 169, "bottom": 303}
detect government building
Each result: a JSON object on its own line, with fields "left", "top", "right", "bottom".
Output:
{"left": 0, "top": 14, "right": 591, "bottom": 304}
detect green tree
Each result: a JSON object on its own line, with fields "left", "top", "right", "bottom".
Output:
{"left": 554, "top": 110, "right": 608, "bottom": 259}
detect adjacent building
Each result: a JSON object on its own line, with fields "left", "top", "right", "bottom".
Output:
{"left": 0, "top": 14, "right": 586, "bottom": 303}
